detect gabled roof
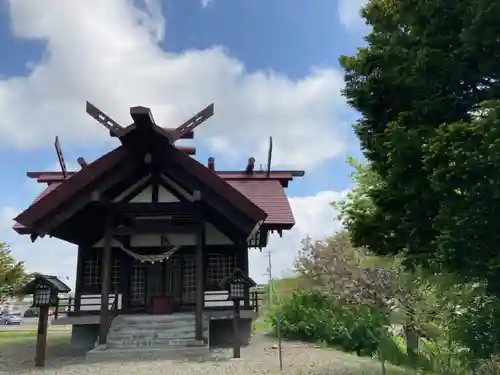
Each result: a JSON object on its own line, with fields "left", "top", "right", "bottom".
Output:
{"left": 13, "top": 177, "right": 296, "bottom": 234}
{"left": 15, "top": 144, "right": 268, "bottom": 235}
{"left": 13, "top": 103, "right": 304, "bottom": 239}
{"left": 227, "top": 180, "right": 295, "bottom": 228}
{"left": 15, "top": 147, "right": 128, "bottom": 228}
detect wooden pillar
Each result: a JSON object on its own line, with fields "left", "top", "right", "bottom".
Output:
{"left": 98, "top": 215, "right": 113, "bottom": 345}
{"left": 74, "top": 245, "right": 85, "bottom": 313}
{"left": 240, "top": 241, "right": 250, "bottom": 308}
{"left": 194, "top": 190, "right": 205, "bottom": 341}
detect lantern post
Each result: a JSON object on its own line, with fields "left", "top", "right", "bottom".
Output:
{"left": 221, "top": 269, "right": 256, "bottom": 359}
{"left": 20, "top": 274, "right": 71, "bottom": 367}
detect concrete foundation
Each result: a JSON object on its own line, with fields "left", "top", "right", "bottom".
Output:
{"left": 70, "top": 314, "right": 253, "bottom": 353}
{"left": 209, "top": 318, "right": 252, "bottom": 347}
{"left": 71, "top": 324, "right": 99, "bottom": 350}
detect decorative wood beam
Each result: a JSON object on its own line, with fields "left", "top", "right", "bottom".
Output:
{"left": 31, "top": 160, "right": 140, "bottom": 237}
{"left": 162, "top": 166, "right": 258, "bottom": 235}
{"left": 77, "top": 157, "right": 88, "bottom": 169}
{"left": 165, "top": 129, "right": 194, "bottom": 139}
{"left": 171, "top": 104, "right": 214, "bottom": 142}
{"left": 114, "top": 177, "right": 152, "bottom": 204}
{"left": 54, "top": 136, "right": 68, "bottom": 178}
{"left": 86, "top": 101, "right": 126, "bottom": 137}
{"left": 130, "top": 106, "right": 155, "bottom": 130}
{"left": 111, "top": 219, "right": 196, "bottom": 235}
{"left": 176, "top": 146, "right": 196, "bottom": 155}
{"left": 112, "top": 202, "right": 195, "bottom": 215}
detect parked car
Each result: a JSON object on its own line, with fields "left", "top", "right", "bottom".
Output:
{"left": 0, "top": 314, "right": 24, "bottom": 325}
{"left": 23, "top": 308, "right": 39, "bottom": 318}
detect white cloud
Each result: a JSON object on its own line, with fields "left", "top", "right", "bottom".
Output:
{"left": 337, "top": 0, "right": 369, "bottom": 32}
{"left": 0, "top": 206, "right": 77, "bottom": 290}
{"left": 201, "top": 0, "right": 214, "bottom": 8}
{"left": 0, "top": 190, "right": 344, "bottom": 289}
{"left": 0, "top": 0, "right": 350, "bottom": 169}
{"left": 250, "top": 190, "right": 345, "bottom": 283}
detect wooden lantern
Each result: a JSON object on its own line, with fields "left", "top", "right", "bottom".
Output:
{"left": 20, "top": 274, "right": 71, "bottom": 367}
{"left": 222, "top": 269, "right": 256, "bottom": 302}
{"left": 220, "top": 269, "right": 256, "bottom": 358}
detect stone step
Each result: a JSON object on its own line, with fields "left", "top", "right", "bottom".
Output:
{"left": 114, "top": 321, "right": 196, "bottom": 327}
{"left": 107, "top": 338, "right": 204, "bottom": 347}
{"left": 108, "top": 333, "right": 195, "bottom": 341}
{"left": 117, "top": 320, "right": 197, "bottom": 327}
{"left": 111, "top": 325, "right": 197, "bottom": 332}
{"left": 114, "top": 320, "right": 198, "bottom": 327}
{"left": 117, "top": 314, "right": 196, "bottom": 323}
{"left": 110, "top": 326, "right": 196, "bottom": 334}
{"left": 87, "top": 345, "right": 210, "bottom": 361}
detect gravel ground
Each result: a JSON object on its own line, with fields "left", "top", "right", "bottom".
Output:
{"left": 0, "top": 333, "right": 410, "bottom": 375}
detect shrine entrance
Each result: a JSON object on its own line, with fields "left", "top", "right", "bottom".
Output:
{"left": 127, "top": 252, "right": 185, "bottom": 314}
{"left": 129, "top": 260, "right": 166, "bottom": 312}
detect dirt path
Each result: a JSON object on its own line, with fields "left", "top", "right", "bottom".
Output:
{"left": 0, "top": 332, "right": 411, "bottom": 374}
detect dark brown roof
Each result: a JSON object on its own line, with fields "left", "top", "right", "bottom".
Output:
{"left": 227, "top": 180, "right": 295, "bottom": 228}
{"left": 32, "top": 183, "right": 59, "bottom": 204}
{"left": 14, "top": 105, "right": 303, "bottom": 235}
{"left": 14, "top": 144, "right": 272, "bottom": 234}
{"left": 15, "top": 147, "right": 127, "bottom": 227}
{"left": 27, "top": 170, "right": 303, "bottom": 186}
{"left": 14, "top": 176, "right": 296, "bottom": 233}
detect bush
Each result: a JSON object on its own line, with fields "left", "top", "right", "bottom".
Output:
{"left": 269, "top": 291, "right": 398, "bottom": 357}
{"left": 449, "top": 296, "right": 500, "bottom": 368}
{"left": 269, "top": 290, "right": 474, "bottom": 373}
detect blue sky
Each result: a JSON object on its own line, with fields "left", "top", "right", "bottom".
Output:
{"left": 0, "top": 0, "right": 368, "bottom": 283}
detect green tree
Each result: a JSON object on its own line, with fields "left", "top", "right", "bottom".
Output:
{"left": 340, "top": 0, "right": 500, "bottom": 286}
{"left": 334, "top": 158, "right": 474, "bottom": 366}
{"left": 0, "top": 242, "right": 28, "bottom": 303}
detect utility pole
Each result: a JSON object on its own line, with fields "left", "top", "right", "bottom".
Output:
{"left": 266, "top": 251, "right": 273, "bottom": 307}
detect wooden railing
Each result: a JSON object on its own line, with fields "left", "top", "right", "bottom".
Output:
{"left": 250, "top": 290, "right": 264, "bottom": 314}
{"left": 203, "top": 289, "right": 264, "bottom": 313}
{"left": 54, "top": 293, "right": 120, "bottom": 319}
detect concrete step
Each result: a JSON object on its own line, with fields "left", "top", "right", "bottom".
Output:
{"left": 107, "top": 338, "right": 204, "bottom": 347}
{"left": 117, "top": 314, "right": 196, "bottom": 323}
{"left": 110, "top": 326, "right": 196, "bottom": 334}
{"left": 105, "top": 313, "right": 210, "bottom": 352}
{"left": 108, "top": 331, "right": 195, "bottom": 339}
{"left": 87, "top": 345, "right": 210, "bottom": 361}
{"left": 118, "top": 320, "right": 198, "bottom": 326}
{"left": 117, "top": 321, "right": 197, "bottom": 328}
{"left": 107, "top": 335, "right": 198, "bottom": 343}
{"left": 111, "top": 325, "right": 196, "bottom": 332}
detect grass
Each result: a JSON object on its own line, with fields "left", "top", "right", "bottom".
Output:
{"left": 252, "top": 317, "right": 273, "bottom": 334}
{"left": 0, "top": 325, "right": 71, "bottom": 339}
{"left": 0, "top": 330, "right": 39, "bottom": 339}
{"left": 0, "top": 329, "right": 70, "bottom": 342}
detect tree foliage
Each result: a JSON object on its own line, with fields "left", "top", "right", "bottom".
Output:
{"left": 339, "top": 0, "right": 500, "bottom": 286}
{"left": 296, "top": 232, "right": 394, "bottom": 309}
{"left": 0, "top": 242, "right": 28, "bottom": 303}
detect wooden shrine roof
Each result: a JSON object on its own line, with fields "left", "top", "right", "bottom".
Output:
{"left": 12, "top": 102, "right": 304, "bottom": 239}
{"left": 13, "top": 171, "right": 297, "bottom": 235}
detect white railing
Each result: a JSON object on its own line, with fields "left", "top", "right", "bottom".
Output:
{"left": 204, "top": 290, "right": 244, "bottom": 308}
{"left": 79, "top": 293, "right": 122, "bottom": 311}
